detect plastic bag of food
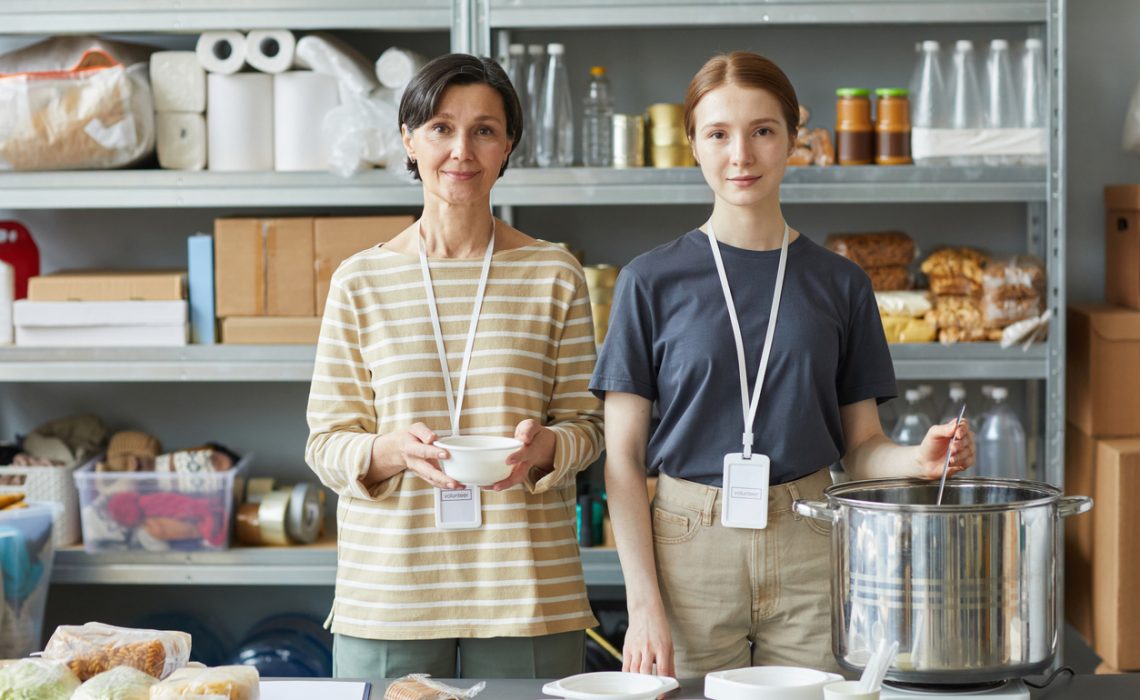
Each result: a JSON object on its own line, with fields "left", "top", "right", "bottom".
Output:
{"left": 925, "top": 295, "right": 993, "bottom": 344}
{"left": 875, "top": 290, "right": 933, "bottom": 318}
{"left": 385, "top": 674, "right": 486, "bottom": 700}
{"left": 0, "top": 658, "right": 80, "bottom": 700}
{"left": 981, "top": 256, "right": 1045, "bottom": 328}
{"left": 0, "top": 49, "right": 155, "bottom": 170}
{"left": 41, "top": 621, "right": 191, "bottom": 681}
{"left": 824, "top": 231, "right": 916, "bottom": 268}
{"left": 73, "top": 665, "right": 157, "bottom": 700}
{"left": 864, "top": 265, "right": 913, "bottom": 291}
{"left": 150, "top": 665, "right": 259, "bottom": 700}
{"left": 880, "top": 314, "right": 937, "bottom": 344}
{"left": 920, "top": 247, "right": 989, "bottom": 297}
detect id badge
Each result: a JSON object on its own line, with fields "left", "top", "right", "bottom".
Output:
{"left": 721, "top": 453, "right": 771, "bottom": 529}
{"left": 434, "top": 486, "right": 482, "bottom": 530}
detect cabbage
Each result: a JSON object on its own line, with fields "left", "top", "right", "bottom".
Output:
{"left": 73, "top": 666, "right": 157, "bottom": 700}
{"left": 0, "top": 658, "right": 80, "bottom": 700}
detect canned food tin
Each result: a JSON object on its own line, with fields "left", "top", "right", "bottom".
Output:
{"left": 612, "top": 114, "right": 645, "bottom": 168}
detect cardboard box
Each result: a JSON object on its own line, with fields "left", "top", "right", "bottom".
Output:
{"left": 221, "top": 316, "right": 321, "bottom": 344}
{"left": 1065, "top": 423, "right": 1096, "bottom": 644}
{"left": 214, "top": 218, "right": 315, "bottom": 317}
{"left": 314, "top": 216, "right": 411, "bottom": 315}
{"left": 27, "top": 270, "right": 186, "bottom": 301}
{"left": 1106, "top": 185, "right": 1140, "bottom": 310}
{"left": 1091, "top": 438, "right": 1140, "bottom": 671}
{"left": 1067, "top": 304, "right": 1140, "bottom": 437}
{"left": 13, "top": 300, "right": 188, "bottom": 347}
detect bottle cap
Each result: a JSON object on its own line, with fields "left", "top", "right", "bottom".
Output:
{"left": 992, "top": 387, "right": 1009, "bottom": 400}
{"left": 527, "top": 44, "right": 545, "bottom": 55}
{"left": 990, "top": 39, "right": 1010, "bottom": 50}
{"left": 918, "top": 384, "right": 933, "bottom": 397}
{"left": 835, "top": 87, "right": 871, "bottom": 98}
{"left": 955, "top": 40, "right": 975, "bottom": 51}
{"left": 591, "top": 65, "right": 606, "bottom": 77}
{"left": 508, "top": 44, "right": 525, "bottom": 55}
{"left": 875, "top": 88, "right": 909, "bottom": 97}
{"left": 921, "top": 40, "right": 941, "bottom": 51}
{"left": 950, "top": 387, "right": 966, "bottom": 401}
{"left": 1025, "top": 38, "right": 1043, "bottom": 49}
{"left": 547, "top": 43, "right": 565, "bottom": 55}
{"left": 905, "top": 389, "right": 922, "bottom": 402}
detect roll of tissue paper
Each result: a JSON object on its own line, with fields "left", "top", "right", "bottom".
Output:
{"left": 157, "top": 112, "right": 207, "bottom": 170}
{"left": 375, "top": 47, "right": 427, "bottom": 89}
{"left": 207, "top": 73, "right": 274, "bottom": 171}
{"left": 246, "top": 29, "right": 296, "bottom": 74}
{"left": 196, "top": 31, "right": 247, "bottom": 74}
{"left": 295, "top": 32, "right": 379, "bottom": 99}
{"left": 150, "top": 51, "right": 207, "bottom": 113}
{"left": 274, "top": 71, "right": 340, "bottom": 171}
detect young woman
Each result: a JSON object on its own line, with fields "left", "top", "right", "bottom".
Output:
{"left": 591, "top": 51, "right": 975, "bottom": 678}
{"left": 306, "top": 54, "right": 603, "bottom": 679}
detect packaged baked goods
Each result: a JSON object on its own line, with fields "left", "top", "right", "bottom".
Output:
{"left": 925, "top": 295, "right": 989, "bottom": 344}
{"left": 150, "top": 665, "right": 259, "bottom": 700}
{"left": 865, "top": 265, "right": 913, "bottom": 291}
{"left": 920, "top": 247, "right": 989, "bottom": 297}
{"left": 74, "top": 665, "right": 157, "bottom": 700}
{"left": 824, "top": 231, "right": 915, "bottom": 268}
{"left": 0, "top": 658, "right": 80, "bottom": 699}
{"left": 981, "top": 256, "right": 1045, "bottom": 328}
{"left": 875, "top": 291, "right": 933, "bottom": 318}
{"left": 41, "top": 622, "right": 191, "bottom": 681}
{"left": 384, "top": 674, "right": 486, "bottom": 700}
{"left": 880, "top": 314, "right": 937, "bottom": 344}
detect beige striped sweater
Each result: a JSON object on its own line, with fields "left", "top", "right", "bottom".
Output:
{"left": 305, "top": 239, "right": 604, "bottom": 640}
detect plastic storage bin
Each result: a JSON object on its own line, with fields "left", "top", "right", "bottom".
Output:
{"left": 0, "top": 501, "right": 56, "bottom": 657}
{"left": 0, "top": 455, "right": 94, "bottom": 547}
{"left": 74, "top": 455, "right": 249, "bottom": 553}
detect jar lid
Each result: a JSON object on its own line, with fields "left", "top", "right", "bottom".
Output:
{"left": 875, "top": 88, "right": 910, "bottom": 97}
{"left": 836, "top": 88, "right": 871, "bottom": 98}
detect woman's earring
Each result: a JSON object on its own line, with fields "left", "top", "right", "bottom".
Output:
{"left": 410, "top": 157, "right": 417, "bottom": 164}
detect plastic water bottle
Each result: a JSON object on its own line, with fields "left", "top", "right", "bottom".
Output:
{"left": 891, "top": 389, "right": 933, "bottom": 446}
{"left": 1020, "top": 38, "right": 1047, "bottom": 166}
{"left": 984, "top": 39, "right": 1021, "bottom": 165}
{"left": 522, "top": 44, "right": 546, "bottom": 167}
{"left": 582, "top": 66, "right": 613, "bottom": 167}
{"left": 505, "top": 44, "right": 531, "bottom": 168}
{"left": 940, "top": 385, "right": 969, "bottom": 425}
{"left": 917, "top": 384, "right": 939, "bottom": 423}
{"left": 537, "top": 43, "right": 574, "bottom": 168}
{"left": 976, "top": 387, "right": 1027, "bottom": 480}
{"left": 911, "top": 40, "right": 948, "bottom": 166}
{"left": 948, "top": 40, "right": 985, "bottom": 166}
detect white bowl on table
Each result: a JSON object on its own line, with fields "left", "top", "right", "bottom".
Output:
{"left": 542, "top": 671, "right": 680, "bottom": 700}
{"left": 433, "top": 436, "right": 522, "bottom": 486}
{"left": 705, "top": 666, "right": 845, "bottom": 700}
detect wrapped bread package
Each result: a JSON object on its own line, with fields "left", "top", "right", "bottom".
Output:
{"left": 925, "top": 295, "right": 1001, "bottom": 344}
{"left": 875, "top": 290, "right": 933, "bottom": 318}
{"left": 150, "top": 665, "right": 259, "bottom": 700}
{"left": 864, "top": 265, "right": 913, "bottom": 291}
{"left": 920, "top": 247, "right": 989, "bottom": 297}
{"left": 982, "top": 255, "right": 1046, "bottom": 328}
{"left": 384, "top": 674, "right": 485, "bottom": 700}
{"left": 824, "top": 231, "right": 916, "bottom": 268}
{"left": 41, "top": 622, "right": 191, "bottom": 681}
{"left": 880, "top": 314, "right": 937, "bottom": 344}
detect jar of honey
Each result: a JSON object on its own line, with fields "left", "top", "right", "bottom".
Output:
{"left": 835, "top": 88, "right": 874, "bottom": 166}
{"left": 875, "top": 88, "right": 912, "bottom": 165}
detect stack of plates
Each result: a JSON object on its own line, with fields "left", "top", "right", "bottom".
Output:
{"left": 542, "top": 672, "right": 680, "bottom": 699}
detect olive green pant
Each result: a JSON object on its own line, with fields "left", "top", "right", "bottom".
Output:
{"left": 333, "top": 630, "right": 585, "bottom": 679}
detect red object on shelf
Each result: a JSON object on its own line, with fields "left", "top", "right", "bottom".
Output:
{"left": 0, "top": 221, "right": 40, "bottom": 299}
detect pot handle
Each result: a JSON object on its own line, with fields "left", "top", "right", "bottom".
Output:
{"left": 793, "top": 499, "right": 836, "bottom": 523}
{"left": 1057, "top": 495, "right": 1093, "bottom": 518}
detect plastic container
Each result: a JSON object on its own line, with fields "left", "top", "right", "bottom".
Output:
{"left": 0, "top": 455, "right": 93, "bottom": 547}
{"left": 890, "top": 389, "right": 932, "bottom": 446}
{"left": 0, "top": 501, "right": 56, "bottom": 657}
{"left": 582, "top": 66, "right": 613, "bottom": 167}
{"left": 874, "top": 88, "right": 911, "bottom": 165}
{"left": 505, "top": 44, "right": 532, "bottom": 169}
{"left": 976, "top": 387, "right": 1027, "bottom": 480}
{"left": 835, "top": 88, "right": 874, "bottom": 165}
{"left": 74, "top": 454, "right": 250, "bottom": 553}
{"left": 940, "top": 385, "right": 970, "bottom": 425}
{"left": 1020, "top": 38, "right": 1047, "bottom": 165}
{"left": 910, "top": 41, "right": 948, "bottom": 167}
{"left": 537, "top": 43, "right": 574, "bottom": 168}
{"left": 948, "top": 40, "right": 985, "bottom": 166}
{"left": 984, "top": 39, "right": 1021, "bottom": 165}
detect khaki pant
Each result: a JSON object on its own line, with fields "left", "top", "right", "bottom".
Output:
{"left": 652, "top": 468, "right": 840, "bottom": 677}
{"left": 333, "top": 630, "right": 584, "bottom": 679}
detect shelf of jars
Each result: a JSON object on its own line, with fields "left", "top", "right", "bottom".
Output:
{"left": 0, "top": 0, "right": 452, "bottom": 34}
{"left": 0, "top": 165, "right": 1046, "bottom": 210}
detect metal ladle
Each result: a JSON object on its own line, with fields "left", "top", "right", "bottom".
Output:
{"left": 935, "top": 404, "right": 967, "bottom": 506}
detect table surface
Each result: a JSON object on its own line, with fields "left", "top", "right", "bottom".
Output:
{"left": 354, "top": 674, "right": 1139, "bottom": 699}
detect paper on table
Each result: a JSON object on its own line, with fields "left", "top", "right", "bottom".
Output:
{"left": 261, "top": 680, "right": 370, "bottom": 700}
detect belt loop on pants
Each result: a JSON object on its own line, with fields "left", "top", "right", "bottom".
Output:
{"left": 701, "top": 487, "right": 717, "bottom": 527}
{"left": 786, "top": 480, "right": 802, "bottom": 520}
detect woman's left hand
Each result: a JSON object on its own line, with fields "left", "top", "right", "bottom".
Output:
{"left": 488, "top": 419, "right": 557, "bottom": 491}
{"left": 913, "top": 418, "right": 975, "bottom": 480}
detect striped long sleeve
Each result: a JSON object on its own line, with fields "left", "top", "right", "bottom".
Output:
{"left": 304, "top": 240, "right": 603, "bottom": 640}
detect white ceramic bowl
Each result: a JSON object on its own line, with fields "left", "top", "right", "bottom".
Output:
{"left": 542, "top": 672, "right": 679, "bottom": 700}
{"left": 433, "top": 436, "right": 522, "bottom": 486}
{"left": 823, "top": 680, "right": 880, "bottom": 700}
{"left": 705, "top": 666, "right": 845, "bottom": 700}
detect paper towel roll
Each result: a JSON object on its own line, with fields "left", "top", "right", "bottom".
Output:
{"left": 207, "top": 73, "right": 274, "bottom": 171}
{"left": 150, "top": 51, "right": 207, "bottom": 113}
{"left": 246, "top": 29, "right": 296, "bottom": 74}
{"left": 0, "top": 261, "right": 12, "bottom": 346}
{"left": 375, "top": 47, "right": 427, "bottom": 89}
{"left": 157, "top": 112, "right": 207, "bottom": 170}
{"left": 274, "top": 71, "right": 340, "bottom": 171}
{"left": 196, "top": 31, "right": 247, "bottom": 74}
{"left": 295, "top": 32, "right": 379, "bottom": 98}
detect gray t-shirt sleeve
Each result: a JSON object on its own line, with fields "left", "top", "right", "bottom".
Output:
{"left": 836, "top": 283, "right": 897, "bottom": 406}
{"left": 589, "top": 267, "right": 657, "bottom": 401}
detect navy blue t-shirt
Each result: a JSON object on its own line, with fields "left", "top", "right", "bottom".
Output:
{"left": 590, "top": 230, "right": 897, "bottom": 486}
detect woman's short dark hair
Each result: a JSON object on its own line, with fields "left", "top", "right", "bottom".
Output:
{"left": 398, "top": 53, "right": 524, "bottom": 180}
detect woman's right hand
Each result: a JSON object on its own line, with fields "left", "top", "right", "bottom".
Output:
{"left": 623, "top": 605, "right": 675, "bottom": 677}
{"left": 373, "top": 423, "right": 461, "bottom": 490}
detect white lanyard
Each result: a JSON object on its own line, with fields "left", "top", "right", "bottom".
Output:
{"left": 706, "top": 220, "right": 790, "bottom": 459}
{"left": 418, "top": 219, "right": 496, "bottom": 437}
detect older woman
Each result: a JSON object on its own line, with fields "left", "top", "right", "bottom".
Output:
{"left": 306, "top": 54, "right": 603, "bottom": 680}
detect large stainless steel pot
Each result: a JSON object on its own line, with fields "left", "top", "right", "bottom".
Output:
{"left": 793, "top": 478, "right": 1091, "bottom": 685}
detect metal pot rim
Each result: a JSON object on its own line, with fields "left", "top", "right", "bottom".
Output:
{"left": 821, "top": 476, "right": 1061, "bottom": 513}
